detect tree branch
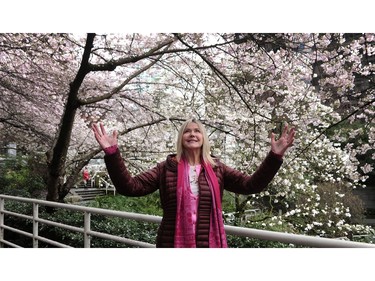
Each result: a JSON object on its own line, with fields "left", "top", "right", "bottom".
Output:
{"left": 173, "top": 33, "right": 272, "bottom": 121}
{"left": 88, "top": 37, "right": 176, "bottom": 72}
{"left": 289, "top": 96, "right": 375, "bottom": 163}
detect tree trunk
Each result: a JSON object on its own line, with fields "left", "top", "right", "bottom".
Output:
{"left": 45, "top": 33, "right": 95, "bottom": 203}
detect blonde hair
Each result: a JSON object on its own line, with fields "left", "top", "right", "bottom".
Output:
{"left": 176, "top": 118, "right": 216, "bottom": 167}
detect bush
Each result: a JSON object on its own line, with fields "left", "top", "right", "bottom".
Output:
{"left": 89, "top": 192, "right": 162, "bottom": 216}
{"left": 0, "top": 154, "right": 46, "bottom": 198}
{"left": 283, "top": 182, "right": 369, "bottom": 239}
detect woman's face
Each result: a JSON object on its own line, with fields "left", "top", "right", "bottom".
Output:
{"left": 182, "top": 122, "right": 203, "bottom": 152}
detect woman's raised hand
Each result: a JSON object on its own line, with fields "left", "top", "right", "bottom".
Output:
{"left": 92, "top": 123, "right": 118, "bottom": 150}
{"left": 271, "top": 124, "right": 296, "bottom": 158}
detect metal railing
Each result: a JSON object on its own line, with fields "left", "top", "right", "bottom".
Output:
{"left": 97, "top": 177, "right": 116, "bottom": 195}
{"left": 75, "top": 172, "right": 115, "bottom": 195}
{"left": 1, "top": 194, "right": 374, "bottom": 248}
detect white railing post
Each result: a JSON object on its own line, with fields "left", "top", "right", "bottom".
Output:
{"left": 0, "top": 198, "right": 4, "bottom": 248}
{"left": 83, "top": 211, "right": 91, "bottom": 248}
{"left": 32, "top": 203, "right": 39, "bottom": 248}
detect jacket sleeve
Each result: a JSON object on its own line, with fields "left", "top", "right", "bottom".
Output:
{"left": 222, "top": 151, "right": 283, "bottom": 195}
{"left": 104, "top": 148, "right": 160, "bottom": 196}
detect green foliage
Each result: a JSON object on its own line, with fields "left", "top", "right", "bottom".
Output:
{"left": 90, "top": 215, "right": 158, "bottom": 247}
{"left": 282, "top": 182, "right": 370, "bottom": 239}
{"left": 0, "top": 154, "right": 46, "bottom": 198}
{"left": 224, "top": 207, "right": 299, "bottom": 248}
{"left": 1, "top": 200, "right": 34, "bottom": 247}
{"left": 86, "top": 194, "right": 162, "bottom": 247}
{"left": 227, "top": 233, "right": 296, "bottom": 248}
{"left": 327, "top": 119, "right": 375, "bottom": 184}
{"left": 2, "top": 172, "right": 372, "bottom": 248}
{"left": 221, "top": 190, "right": 237, "bottom": 213}
{"left": 42, "top": 193, "right": 163, "bottom": 247}
{"left": 89, "top": 192, "right": 162, "bottom": 216}
{"left": 2, "top": 199, "right": 160, "bottom": 248}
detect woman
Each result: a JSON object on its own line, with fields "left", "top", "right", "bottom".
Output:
{"left": 92, "top": 118, "right": 295, "bottom": 248}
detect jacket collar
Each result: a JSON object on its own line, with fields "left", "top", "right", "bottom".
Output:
{"left": 165, "top": 154, "right": 178, "bottom": 172}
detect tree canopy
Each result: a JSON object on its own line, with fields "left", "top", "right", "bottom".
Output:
{"left": 1, "top": 33, "right": 374, "bottom": 237}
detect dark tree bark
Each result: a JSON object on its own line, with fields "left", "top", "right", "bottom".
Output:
{"left": 46, "top": 33, "right": 95, "bottom": 203}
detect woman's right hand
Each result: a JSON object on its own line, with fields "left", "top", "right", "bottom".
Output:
{"left": 92, "top": 123, "right": 118, "bottom": 150}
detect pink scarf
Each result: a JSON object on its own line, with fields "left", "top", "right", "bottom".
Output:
{"left": 174, "top": 156, "right": 228, "bottom": 248}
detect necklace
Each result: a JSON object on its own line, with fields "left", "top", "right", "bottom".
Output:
{"left": 189, "top": 165, "right": 200, "bottom": 196}
{"left": 189, "top": 165, "right": 198, "bottom": 185}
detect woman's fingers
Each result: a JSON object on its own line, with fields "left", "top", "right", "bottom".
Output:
{"left": 287, "top": 128, "right": 296, "bottom": 147}
{"left": 92, "top": 123, "right": 102, "bottom": 135}
{"left": 100, "top": 122, "right": 107, "bottom": 136}
{"left": 112, "top": 130, "right": 118, "bottom": 140}
{"left": 270, "top": 132, "right": 275, "bottom": 143}
{"left": 281, "top": 124, "right": 288, "bottom": 138}
{"left": 92, "top": 122, "right": 119, "bottom": 149}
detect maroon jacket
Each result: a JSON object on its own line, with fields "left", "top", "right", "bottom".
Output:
{"left": 104, "top": 149, "right": 283, "bottom": 247}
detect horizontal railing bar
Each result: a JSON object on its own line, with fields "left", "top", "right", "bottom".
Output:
{"left": 1, "top": 210, "right": 32, "bottom": 220}
{"left": 2, "top": 194, "right": 375, "bottom": 248}
{"left": 0, "top": 238, "right": 22, "bottom": 248}
{"left": 36, "top": 218, "right": 84, "bottom": 234}
{"left": 2, "top": 224, "right": 33, "bottom": 238}
{"left": 3, "top": 215, "right": 154, "bottom": 248}
{"left": 88, "top": 229, "right": 156, "bottom": 248}
{"left": 224, "top": 225, "right": 375, "bottom": 248}
{"left": 2, "top": 202, "right": 155, "bottom": 248}
{"left": 0, "top": 194, "right": 162, "bottom": 223}
{"left": 34, "top": 235, "right": 73, "bottom": 248}
{"left": 36, "top": 216, "right": 155, "bottom": 247}
{"left": 35, "top": 219, "right": 155, "bottom": 247}
{"left": 2, "top": 222, "right": 74, "bottom": 248}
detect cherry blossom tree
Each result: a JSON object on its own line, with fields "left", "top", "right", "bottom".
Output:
{"left": 1, "top": 33, "right": 374, "bottom": 238}
{"left": 197, "top": 33, "right": 374, "bottom": 237}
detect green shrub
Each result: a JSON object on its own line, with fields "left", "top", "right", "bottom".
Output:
{"left": 0, "top": 154, "right": 46, "bottom": 198}
{"left": 89, "top": 192, "right": 162, "bottom": 216}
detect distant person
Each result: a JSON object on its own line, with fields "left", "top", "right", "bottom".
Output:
{"left": 92, "top": 118, "right": 295, "bottom": 247}
{"left": 82, "top": 166, "right": 90, "bottom": 188}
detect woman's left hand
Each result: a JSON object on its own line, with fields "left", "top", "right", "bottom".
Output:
{"left": 271, "top": 124, "right": 296, "bottom": 158}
